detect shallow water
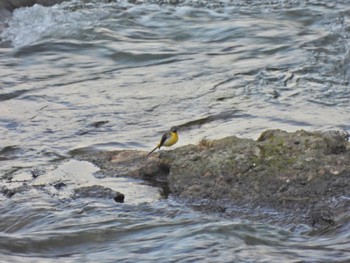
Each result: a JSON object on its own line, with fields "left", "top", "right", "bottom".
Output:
{"left": 1, "top": 0, "right": 350, "bottom": 262}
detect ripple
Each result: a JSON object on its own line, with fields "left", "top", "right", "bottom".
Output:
{"left": 1, "top": 1, "right": 350, "bottom": 261}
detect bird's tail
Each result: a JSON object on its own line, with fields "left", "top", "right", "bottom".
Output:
{"left": 146, "top": 145, "right": 159, "bottom": 157}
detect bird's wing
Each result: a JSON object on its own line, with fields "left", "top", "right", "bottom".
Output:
{"left": 159, "top": 130, "right": 171, "bottom": 148}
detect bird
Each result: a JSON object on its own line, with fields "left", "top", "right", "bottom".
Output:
{"left": 147, "top": 126, "right": 178, "bottom": 157}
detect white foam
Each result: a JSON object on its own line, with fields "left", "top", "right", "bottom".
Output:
{"left": 1, "top": 0, "right": 233, "bottom": 49}
{"left": 1, "top": 1, "right": 133, "bottom": 48}
{"left": 1, "top": 4, "right": 64, "bottom": 48}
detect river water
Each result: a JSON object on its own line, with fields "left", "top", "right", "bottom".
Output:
{"left": 0, "top": 0, "right": 350, "bottom": 262}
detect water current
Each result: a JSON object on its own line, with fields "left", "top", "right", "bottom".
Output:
{"left": 0, "top": 0, "right": 350, "bottom": 262}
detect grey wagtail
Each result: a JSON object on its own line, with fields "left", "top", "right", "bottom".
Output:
{"left": 147, "top": 126, "right": 178, "bottom": 157}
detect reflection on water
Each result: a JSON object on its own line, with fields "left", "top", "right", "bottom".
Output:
{"left": 0, "top": 0, "right": 349, "bottom": 262}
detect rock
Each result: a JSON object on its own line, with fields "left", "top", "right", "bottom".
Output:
{"left": 74, "top": 129, "right": 350, "bottom": 228}
{"left": 0, "top": 186, "right": 15, "bottom": 198}
{"left": 169, "top": 0, "right": 179, "bottom": 4}
{"left": 0, "top": 184, "right": 31, "bottom": 198}
{"left": 76, "top": 150, "right": 171, "bottom": 181}
{"left": 31, "top": 168, "right": 45, "bottom": 178}
{"left": 114, "top": 193, "right": 125, "bottom": 203}
{"left": 73, "top": 185, "right": 125, "bottom": 203}
{"left": 309, "top": 206, "right": 335, "bottom": 228}
{"left": 53, "top": 182, "right": 66, "bottom": 190}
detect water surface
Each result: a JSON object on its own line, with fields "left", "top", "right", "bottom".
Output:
{"left": 0, "top": 0, "right": 350, "bottom": 262}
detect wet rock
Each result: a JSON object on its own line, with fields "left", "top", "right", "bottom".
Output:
{"left": 0, "top": 186, "right": 15, "bottom": 198}
{"left": 76, "top": 150, "right": 170, "bottom": 181}
{"left": 31, "top": 168, "right": 46, "bottom": 178}
{"left": 53, "top": 182, "right": 66, "bottom": 190}
{"left": 74, "top": 129, "right": 350, "bottom": 227}
{"left": 0, "top": 184, "right": 31, "bottom": 198}
{"left": 90, "top": 120, "right": 109, "bottom": 128}
{"left": 309, "top": 206, "right": 335, "bottom": 229}
{"left": 73, "top": 185, "right": 125, "bottom": 202}
{"left": 114, "top": 193, "right": 125, "bottom": 203}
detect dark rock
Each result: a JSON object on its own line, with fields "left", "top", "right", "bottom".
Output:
{"left": 0, "top": 184, "right": 31, "bottom": 198}
{"left": 91, "top": 120, "right": 109, "bottom": 128}
{"left": 114, "top": 193, "right": 125, "bottom": 203}
{"left": 31, "top": 168, "right": 45, "bottom": 178}
{"left": 272, "top": 90, "right": 280, "bottom": 99}
{"left": 0, "top": 186, "right": 15, "bottom": 198}
{"left": 309, "top": 207, "right": 335, "bottom": 229}
{"left": 53, "top": 182, "right": 66, "bottom": 190}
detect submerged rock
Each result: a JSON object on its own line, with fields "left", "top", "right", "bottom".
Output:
{"left": 75, "top": 129, "right": 350, "bottom": 228}
{"left": 73, "top": 185, "right": 125, "bottom": 203}
{"left": 53, "top": 182, "right": 66, "bottom": 190}
{"left": 114, "top": 192, "right": 125, "bottom": 203}
{"left": 0, "top": 186, "right": 15, "bottom": 198}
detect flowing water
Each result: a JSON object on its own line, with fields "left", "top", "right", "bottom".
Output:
{"left": 0, "top": 0, "right": 350, "bottom": 262}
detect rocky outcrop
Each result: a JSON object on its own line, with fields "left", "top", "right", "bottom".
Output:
{"left": 2, "top": 129, "right": 348, "bottom": 228}
{"left": 75, "top": 129, "right": 350, "bottom": 228}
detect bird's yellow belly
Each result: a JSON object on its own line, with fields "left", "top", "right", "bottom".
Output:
{"left": 163, "top": 132, "right": 178, "bottom": 147}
